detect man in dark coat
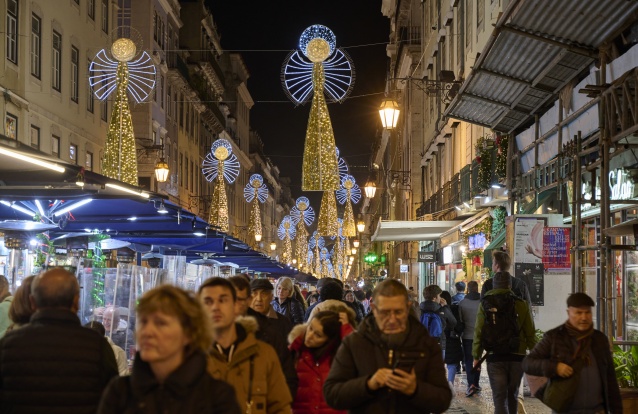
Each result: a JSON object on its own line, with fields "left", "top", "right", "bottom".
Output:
{"left": 324, "top": 279, "right": 452, "bottom": 414}
{"left": 0, "top": 267, "right": 118, "bottom": 414}
{"left": 522, "top": 293, "right": 622, "bottom": 413}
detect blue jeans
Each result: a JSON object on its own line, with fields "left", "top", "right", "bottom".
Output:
{"left": 447, "top": 363, "right": 457, "bottom": 383}
{"left": 486, "top": 360, "right": 524, "bottom": 414}
{"left": 462, "top": 339, "right": 479, "bottom": 389}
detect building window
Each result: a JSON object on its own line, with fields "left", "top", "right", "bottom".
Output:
{"left": 69, "top": 144, "right": 78, "bottom": 164}
{"left": 31, "top": 14, "right": 41, "bottom": 78}
{"left": 101, "top": 0, "right": 108, "bottom": 33}
{"left": 477, "top": 0, "right": 485, "bottom": 34}
{"left": 30, "top": 125, "right": 40, "bottom": 149}
{"left": 71, "top": 47, "right": 79, "bottom": 102}
{"left": 5, "top": 114, "right": 17, "bottom": 139}
{"left": 466, "top": 0, "right": 472, "bottom": 48}
{"left": 179, "top": 153, "right": 183, "bottom": 187}
{"left": 87, "top": 59, "right": 94, "bottom": 113}
{"left": 160, "top": 76, "right": 165, "bottom": 109}
{"left": 52, "top": 31, "right": 62, "bottom": 92}
{"left": 101, "top": 100, "right": 108, "bottom": 121}
{"left": 52, "top": 135, "right": 60, "bottom": 158}
{"left": 6, "top": 0, "right": 18, "bottom": 64}
{"left": 167, "top": 84, "right": 172, "bottom": 117}
{"left": 88, "top": 0, "right": 95, "bottom": 20}
{"left": 86, "top": 151, "right": 93, "bottom": 171}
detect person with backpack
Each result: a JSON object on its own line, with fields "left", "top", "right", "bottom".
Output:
{"left": 473, "top": 273, "right": 536, "bottom": 414}
{"left": 441, "top": 291, "right": 464, "bottom": 395}
{"left": 419, "top": 285, "right": 456, "bottom": 357}
{"left": 459, "top": 281, "right": 482, "bottom": 397}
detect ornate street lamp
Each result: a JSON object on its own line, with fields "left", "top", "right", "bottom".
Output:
{"left": 364, "top": 179, "right": 377, "bottom": 198}
{"left": 356, "top": 220, "right": 365, "bottom": 233}
{"left": 154, "top": 158, "right": 169, "bottom": 183}
{"left": 270, "top": 241, "right": 277, "bottom": 251}
{"left": 378, "top": 98, "right": 400, "bottom": 130}
{"left": 353, "top": 239, "right": 360, "bottom": 248}
{"left": 254, "top": 233, "right": 262, "bottom": 242}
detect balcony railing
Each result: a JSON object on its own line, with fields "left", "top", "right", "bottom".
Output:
{"left": 188, "top": 50, "right": 225, "bottom": 86}
{"left": 167, "top": 51, "right": 190, "bottom": 82}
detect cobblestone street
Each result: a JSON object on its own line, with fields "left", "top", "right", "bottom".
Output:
{"left": 446, "top": 368, "right": 551, "bottom": 413}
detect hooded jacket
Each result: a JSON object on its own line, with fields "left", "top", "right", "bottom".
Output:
{"left": 97, "top": 350, "right": 240, "bottom": 414}
{"left": 288, "top": 322, "right": 354, "bottom": 414}
{"left": 323, "top": 313, "right": 452, "bottom": 414}
{"left": 208, "top": 316, "right": 292, "bottom": 414}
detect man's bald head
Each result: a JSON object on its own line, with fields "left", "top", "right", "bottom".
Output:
{"left": 31, "top": 268, "right": 79, "bottom": 310}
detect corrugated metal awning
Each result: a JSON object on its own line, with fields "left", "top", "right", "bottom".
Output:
{"left": 445, "top": 0, "right": 638, "bottom": 133}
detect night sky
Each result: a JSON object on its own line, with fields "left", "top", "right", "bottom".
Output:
{"left": 206, "top": 0, "right": 390, "bottom": 208}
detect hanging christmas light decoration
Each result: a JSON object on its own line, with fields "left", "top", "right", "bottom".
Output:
{"left": 282, "top": 25, "right": 354, "bottom": 236}
{"left": 278, "top": 216, "right": 296, "bottom": 265}
{"left": 320, "top": 247, "right": 332, "bottom": 279}
{"left": 309, "top": 231, "right": 325, "bottom": 276}
{"left": 244, "top": 174, "right": 269, "bottom": 243}
{"left": 336, "top": 147, "right": 350, "bottom": 179}
{"left": 307, "top": 249, "right": 314, "bottom": 272}
{"left": 89, "top": 31, "right": 156, "bottom": 185}
{"left": 336, "top": 174, "right": 362, "bottom": 237}
{"left": 290, "top": 196, "right": 315, "bottom": 265}
{"left": 202, "top": 139, "right": 240, "bottom": 232}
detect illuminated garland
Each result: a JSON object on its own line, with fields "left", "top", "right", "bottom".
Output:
{"left": 245, "top": 174, "right": 268, "bottom": 243}
{"left": 492, "top": 206, "right": 507, "bottom": 236}
{"left": 290, "top": 197, "right": 314, "bottom": 264}
{"left": 475, "top": 137, "right": 494, "bottom": 192}
{"left": 295, "top": 224, "right": 308, "bottom": 266}
{"left": 336, "top": 175, "right": 361, "bottom": 237}
{"left": 317, "top": 191, "right": 338, "bottom": 237}
{"left": 210, "top": 171, "right": 229, "bottom": 232}
{"left": 203, "top": 140, "right": 240, "bottom": 233}
{"left": 494, "top": 135, "right": 508, "bottom": 179}
{"left": 103, "top": 63, "right": 138, "bottom": 185}
{"left": 278, "top": 216, "right": 296, "bottom": 265}
{"left": 249, "top": 200, "right": 262, "bottom": 242}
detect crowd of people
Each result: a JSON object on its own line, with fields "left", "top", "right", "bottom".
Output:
{"left": 0, "top": 250, "right": 625, "bottom": 413}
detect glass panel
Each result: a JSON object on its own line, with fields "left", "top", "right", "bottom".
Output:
{"left": 625, "top": 208, "right": 638, "bottom": 341}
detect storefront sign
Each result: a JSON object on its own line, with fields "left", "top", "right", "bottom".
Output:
{"left": 468, "top": 232, "right": 486, "bottom": 251}
{"left": 542, "top": 227, "right": 571, "bottom": 269}
{"left": 442, "top": 246, "right": 453, "bottom": 264}
{"left": 400, "top": 264, "right": 409, "bottom": 273}
{"left": 418, "top": 251, "right": 436, "bottom": 262}
{"left": 582, "top": 168, "right": 635, "bottom": 210}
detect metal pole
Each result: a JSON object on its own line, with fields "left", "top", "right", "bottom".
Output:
{"left": 572, "top": 133, "right": 582, "bottom": 292}
{"left": 534, "top": 115, "right": 540, "bottom": 210}
{"left": 557, "top": 96, "right": 564, "bottom": 213}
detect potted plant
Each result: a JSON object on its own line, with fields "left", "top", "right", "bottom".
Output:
{"left": 613, "top": 344, "right": 638, "bottom": 411}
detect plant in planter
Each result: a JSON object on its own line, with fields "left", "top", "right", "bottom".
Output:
{"left": 613, "top": 345, "right": 638, "bottom": 411}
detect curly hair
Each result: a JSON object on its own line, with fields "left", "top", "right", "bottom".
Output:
{"left": 137, "top": 285, "right": 213, "bottom": 356}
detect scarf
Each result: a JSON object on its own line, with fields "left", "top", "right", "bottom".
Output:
{"left": 564, "top": 321, "right": 594, "bottom": 366}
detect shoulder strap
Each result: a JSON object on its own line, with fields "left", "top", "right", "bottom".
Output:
{"left": 246, "top": 355, "right": 255, "bottom": 414}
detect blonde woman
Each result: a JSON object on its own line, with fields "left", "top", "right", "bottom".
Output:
{"left": 272, "top": 277, "right": 305, "bottom": 325}
{"left": 98, "top": 285, "right": 240, "bottom": 414}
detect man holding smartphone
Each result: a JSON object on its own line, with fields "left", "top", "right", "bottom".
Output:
{"left": 324, "top": 279, "right": 452, "bottom": 414}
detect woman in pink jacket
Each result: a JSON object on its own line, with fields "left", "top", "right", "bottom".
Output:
{"left": 289, "top": 310, "right": 353, "bottom": 414}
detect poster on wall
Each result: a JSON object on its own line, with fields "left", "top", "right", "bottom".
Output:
{"left": 514, "top": 218, "right": 545, "bottom": 264}
{"left": 542, "top": 227, "right": 571, "bottom": 270}
{"left": 515, "top": 262, "right": 545, "bottom": 306}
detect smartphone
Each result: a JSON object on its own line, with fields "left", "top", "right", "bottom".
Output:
{"left": 393, "top": 357, "right": 417, "bottom": 373}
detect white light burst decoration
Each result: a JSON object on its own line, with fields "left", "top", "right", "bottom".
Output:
{"left": 336, "top": 147, "right": 350, "bottom": 180}
{"left": 202, "top": 139, "right": 240, "bottom": 184}
{"left": 290, "top": 196, "right": 315, "bottom": 227}
{"left": 278, "top": 216, "right": 296, "bottom": 265}
{"left": 244, "top": 174, "right": 269, "bottom": 203}
{"left": 337, "top": 174, "right": 360, "bottom": 237}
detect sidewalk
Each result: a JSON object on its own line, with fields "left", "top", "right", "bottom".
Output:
{"left": 445, "top": 367, "right": 551, "bottom": 413}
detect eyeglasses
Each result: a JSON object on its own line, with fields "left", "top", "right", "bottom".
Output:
{"left": 375, "top": 308, "right": 406, "bottom": 319}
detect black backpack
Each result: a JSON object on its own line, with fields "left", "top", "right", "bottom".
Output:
{"left": 480, "top": 293, "right": 521, "bottom": 355}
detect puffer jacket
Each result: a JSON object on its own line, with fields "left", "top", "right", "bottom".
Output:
{"left": 522, "top": 325, "right": 622, "bottom": 413}
{"left": 288, "top": 323, "right": 353, "bottom": 414}
{"left": 97, "top": 351, "right": 241, "bottom": 414}
{"left": 0, "top": 308, "right": 118, "bottom": 414}
{"left": 272, "top": 297, "right": 305, "bottom": 326}
{"left": 208, "top": 316, "right": 292, "bottom": 414}
{"left": 324, "top": 314, "right": 452, "bottom": 414}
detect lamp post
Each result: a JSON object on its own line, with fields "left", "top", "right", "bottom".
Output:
{"left": 154, "top": 158, "right": 169, "bottom": 183}
{"left": 378, "top": 98, "right": 400, "bottom": 130}
{"left": 364, "top": 179, "right": 377, "bottom": 198}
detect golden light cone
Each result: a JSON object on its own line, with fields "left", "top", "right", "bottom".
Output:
{"left": 302, "top": 64, "right": 339, "bottom": 191}
{"left": 317, "top": 191, "right": 338, "bottom": 237}
{"left": 314, "top": 244, "right": 321, "bottom": 276}
{"left": 103, "top": 62, "right": 138, "bottom": 185}
{"left": 209, "top": 163, "right": 229, "bottom": 232}
{"left": 248, "top": 198, "right": 262, "bottom": 244}
{"left": 295, "top": 220, "right": 308, "bottom": 266}
{"left": 343, "top": 192, "right": 356, "bottom": 237}
{"left": 283, "top": 235, "right": 293, "bottom": 265}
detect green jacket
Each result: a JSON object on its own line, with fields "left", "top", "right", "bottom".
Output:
{"left": 472, "top": 288, "right": 536, "bottom": 360}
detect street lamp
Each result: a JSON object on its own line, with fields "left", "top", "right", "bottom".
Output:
{"left": 254, "top": 233, "right": 262, "bottom": 242}
{"left": 351, "top": 247, "right": 357, "bottom": 255}
{"left": 353, "top": 239, "right": 360, "bottom": 248}
{"left": 356, "top": 220, "right": 365, "bottom": 233}
{"left": 270, "top": 241, "right": 277, "bottom": 251}
{"left": 154, "top": 158, "right": 169, "bottom": 183}
{"left": 378, "top": 98, "right": 400, "bottom": 130}
{"left": 364, "top": 179, "right": 377, "bottom": 198}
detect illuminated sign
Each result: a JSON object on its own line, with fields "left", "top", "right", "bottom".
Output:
{"left": 400, "top": 264, "right": 409, "bottom": 273}
{"left": 468, "top": 232, "right": 486, "bottom": 251}
{"left": 582, "top": 168, "right": 635, "bottom": 210}
{"left": 443, "top": 246, "right": 453, "bottom": 264}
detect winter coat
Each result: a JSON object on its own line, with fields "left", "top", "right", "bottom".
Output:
{"left": 288, "top": 322, "right": 354, "bottom": 414}
{"left": 443, "top": 304, "right": 463, "bottom": 365}
{"left": 472, "top": 288, "right": 537, "bottom": 362}
{"left": 272, "top": 297, "right": 305, "bottom": 326}
{"left": 208, "top": 317, "right": 293, "bottom": 414}
{"left": 324, "top": 314, "right": 452, "bottom": 414}
{"left": 248, "top": 307, "right": 298, "bottom": 398}
{"left": 522, "top": 325, "right": 622, "bottom": 414}
{"left": 97, "top": 351, "right": 241, "bottom": 414}
{"left": 0, "top": 295, "right": 12, "bottom": 338}
{"left": 458, "top": 292, "right": 481, "bottom": 340}
{"left": 0, "top": 308, "right": 118, "bottom": 414}
{"left": 419, "top": 300, "right": 456, "bottom": 350}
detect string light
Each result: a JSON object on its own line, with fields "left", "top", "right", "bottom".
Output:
{"left": 203, "top": 139, "right": 241, "bottom": 233}
{"left": 278, "top": 216, "right": 296, "bottom": 265}
{"left": 245, "top": 174, "right": 268, "bottom": 243}
{"left": 336, "top": 174, "right": 361, "bottom": 237}
{"left": 290, "top": 197, "right": 314, "bottom": 264}
{"left": 317, "top": 191, "right": 338, "bottom": 237}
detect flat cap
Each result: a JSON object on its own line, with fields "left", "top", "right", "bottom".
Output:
{"left": 250, "top": 278, "right": 274, "bottom": 291}
{"left": 567, "top": 292, "right": 595, "bottom": 308}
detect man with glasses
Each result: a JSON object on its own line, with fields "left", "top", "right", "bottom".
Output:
{"left": 324, "top": 279, "right": 452, "bottom": 414}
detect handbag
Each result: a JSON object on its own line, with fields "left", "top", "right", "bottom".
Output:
{"left": 536, "top": 357, "right": 584, "bottom": 413}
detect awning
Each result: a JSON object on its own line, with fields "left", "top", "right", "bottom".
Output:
{"left": 444, "top": 0, "right": 638, "bottom": 133}
{"left": 604, "top": 218, "right": 638, "bottom": 237}
{"left": 372, "top": 220, "right": 463, "bottom": 242}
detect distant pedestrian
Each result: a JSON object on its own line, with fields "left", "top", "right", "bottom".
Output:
{"left": 419, "top": 284, "right": 456, "bottom": 354}
{"left": 251, "top": 278, "right": 293, "bottom": 337}
{"left": 85, "top": 321, "right": 129, "bottom": 376}
{"left": 98, "top": 285, "right": 240, "bottom": 413}
{"left": 452, "top": 281, "right": 466, "bottom": 305}
{"left": 473, "top": 273, "right": 536, "bottom": 414}
{"left": 523, "top": 293, "right": 622, "bottom": 413}
{"left": 459, "top": 280, "right": 482, "bottom": 396}
{"left": 0, "top": 268, "right": 118, "bottom": 413}
{"left": 272, "top": 277, "right": 305, "bottom": 325}
{"left": 6, "top": 275, "right": 35, "bottom": 333}
{"left": 442, "top": 290, "right": 464, "bottom": 393}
